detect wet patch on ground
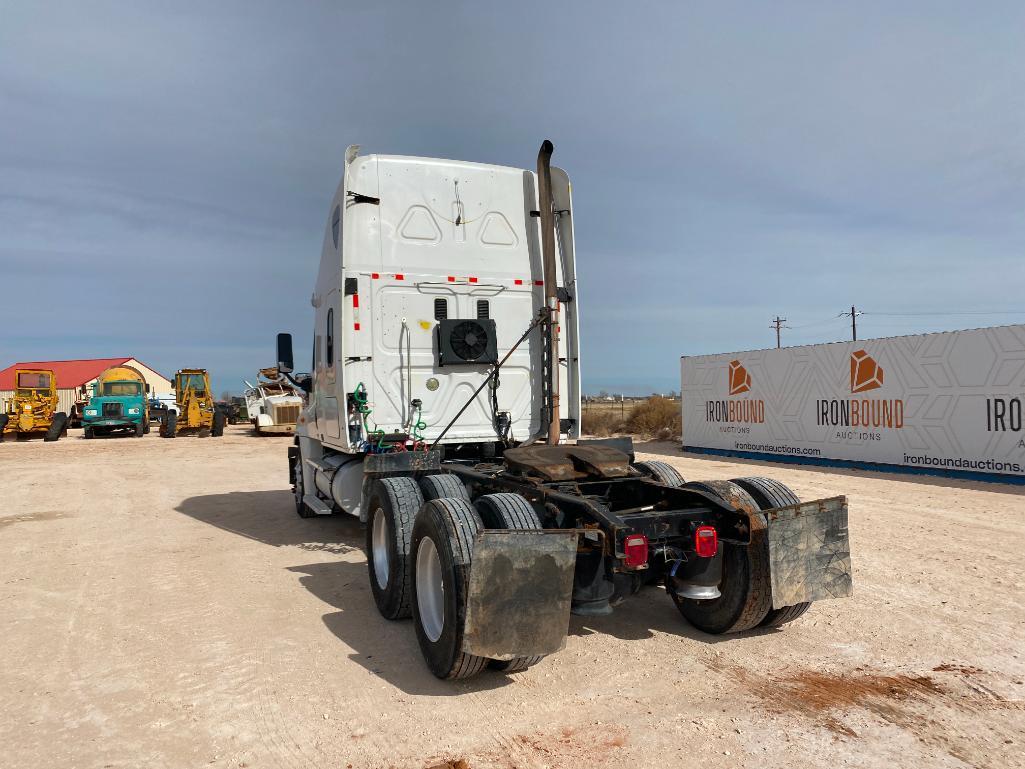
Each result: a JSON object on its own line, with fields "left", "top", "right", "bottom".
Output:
{"left": 705, "top": 656, "right": 1023, "bottom": 766}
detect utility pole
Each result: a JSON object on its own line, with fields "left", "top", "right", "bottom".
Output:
{"left": 840, "top": 305, "right": 862, "bottom": 341}
{"left": 770, "top": 316, "right": 787, "bottom": 349}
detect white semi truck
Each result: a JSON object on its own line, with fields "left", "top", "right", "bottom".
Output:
{"left": 276, "top": 141, "right": 853, "bottom": 680}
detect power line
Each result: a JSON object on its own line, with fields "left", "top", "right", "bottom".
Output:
{"left": 864, "top": 310, "right": 1025, "bottom": 317}
{"left": 787, "top": 315, "right": 847, "bottom": 330}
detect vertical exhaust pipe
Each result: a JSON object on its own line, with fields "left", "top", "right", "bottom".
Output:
{"left": 537, "top": 139, "right": 561, "bottom": 445}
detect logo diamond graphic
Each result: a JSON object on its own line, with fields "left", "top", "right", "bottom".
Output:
{"left": 850, "top": 350, "right": 884, "bottom": 393}
{"left": 728, "top": 360, "right": 751, "bottom": 395}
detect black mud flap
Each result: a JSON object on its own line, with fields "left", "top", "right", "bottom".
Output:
{"left": 765, "top": 495, "right": 853, "bottom": 609}
{"left": 462, "top": 530, "right": 577, "bottom": 661}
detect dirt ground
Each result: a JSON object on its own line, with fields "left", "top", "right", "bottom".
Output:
{"left": 2, "top": 426, "right": 1023, "bottom": 769}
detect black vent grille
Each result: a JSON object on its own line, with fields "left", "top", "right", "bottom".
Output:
{"left": 102, "top": 402, "right": 123, "bottom": 417}
{"left": 434, "top": 297, "right": 448, "bottom": 320}
{"left": 476, "top": 300, "right": 490, "bottom": 319}
{"left": 437, "top": 318, "right": 499, "bottom": 366}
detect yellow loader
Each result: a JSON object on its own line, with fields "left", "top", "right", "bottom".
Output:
{"left": 0, "top": 369, "right": 68, "bottom": 442}
{"left": 160, "top": 368, "right": 224, "bottom": 438}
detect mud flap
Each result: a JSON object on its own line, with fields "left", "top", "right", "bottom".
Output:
{"left": 765, "top": 495, "right": 853, "bottom": 609}
{"left": 462, "top": 530, "right": 577, "bottom": 661}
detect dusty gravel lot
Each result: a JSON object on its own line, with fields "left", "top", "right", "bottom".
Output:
{"left": 2, "top": 426, "right": 1024, "bottom": 769}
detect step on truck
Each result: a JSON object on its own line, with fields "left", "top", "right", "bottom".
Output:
{"left": 277, "top": 141, "right": 853, "bottom": 680}
{"left": 82, "top": 365, "right": 151, "bottom": 438}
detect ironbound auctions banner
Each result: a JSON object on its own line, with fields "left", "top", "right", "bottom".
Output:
{"left": 681, "top": 325, "right": 1025, "bottom": 478}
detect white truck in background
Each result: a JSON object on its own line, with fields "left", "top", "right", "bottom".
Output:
{"left": 276, "top": 141, "right": 853, "bottom": 680}
{"left": 244, "top": 368, "right": 304, "bottom": 435}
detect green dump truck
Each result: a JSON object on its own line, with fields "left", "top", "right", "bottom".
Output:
{"left": 82, "top": 365, "right": 150, "bottom": 438}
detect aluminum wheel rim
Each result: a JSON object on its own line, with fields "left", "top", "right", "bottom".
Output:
{"left": 372, "top": 508, "right": 390, "bottom": 590}
{"left": 416, "top": 536, "right": 444, "bottom": 643}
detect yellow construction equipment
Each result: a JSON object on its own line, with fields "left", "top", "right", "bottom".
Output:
{"left": 160, "top": 368, "right": 224, "bottom": 438}
{"left": 0, "top": 369, "right": 68, "bottom": 442}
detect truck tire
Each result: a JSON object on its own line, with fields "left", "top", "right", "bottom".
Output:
{"left": 134, "top": 420, "right": 145, "bottom": 437}
{"left": 411, "top": 498, "right": 489, "bottom": 680}
{"left": 634, "top": 460, "right": 685, "bottom": 487}
{"left": 420, "top": 473, "right": 470, "bottom": 503}
{"left": 212, "top": 410, "right": 225, "bottom": 437}
{"left": 143, "top": 419, "right": 151, "bottom": 434}
{"left": 367, "top": 477, "right": 425, "bottom": 620}
{"left": 84, "top": 427, "right": 94, "bottom": 439}
{"left": 44, "top": 413, "right": 68, "bottom": 442}
{"left": 730, "top": 477, "right": 812, "bottom": 628}
{"left": 0, "top": 414, "right": 8, "bottom": 441}
{"left": 475, "top": 493, "right": 547, "bottom": 673}
{"left": 671, "top": 480, "right": 771, "bottom": 634}
{"left": 162, "top": 412, "right": 177, "bottom": 438}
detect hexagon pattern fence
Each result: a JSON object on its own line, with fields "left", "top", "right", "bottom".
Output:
{"left": 681, "top": 325, "right": 1025, "bottom": 478}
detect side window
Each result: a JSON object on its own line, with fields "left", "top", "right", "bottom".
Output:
{"left": 331, "top": 206, "right": 341, "bottom": 249}
{"left": 326, "top": 308, "right": 334, "bottom": 366}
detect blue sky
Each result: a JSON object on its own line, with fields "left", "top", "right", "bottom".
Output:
{"left": 2, "top": 2, "right": 1024, "bottom": 395}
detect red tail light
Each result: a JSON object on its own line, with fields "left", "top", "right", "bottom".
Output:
{"left": 623, "top": 534, "right": 649, "bottom": 568}
{"left": 695, "top": 526, "right": 718, "bottom": 558}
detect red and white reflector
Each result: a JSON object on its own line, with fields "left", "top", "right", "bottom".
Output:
{"left": 695, "top": 526, "right": 718, "bottom": 558}
{"left": 623, "top": 534, "right": 649, "bottom": 568}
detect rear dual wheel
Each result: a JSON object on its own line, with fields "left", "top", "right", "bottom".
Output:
{"left": 366, "top": 477, "right": 424, "bottom": 619}
{"left": 411, "top": 498, "right": 489, "bottom": 680}
{"left": 730, "top": 477, "right": 812, "bottom": 628}
{"left": 672, "top": 478, "right": 812, "bottom": 634}
{"left": 672, "top": 481, "right": 771, "bottom": 634}
{"left": 474, "top": 493, "right": 546, "bottom": 673}
{"left": 367, "top": 481, "right": 546, "bottom": 679}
